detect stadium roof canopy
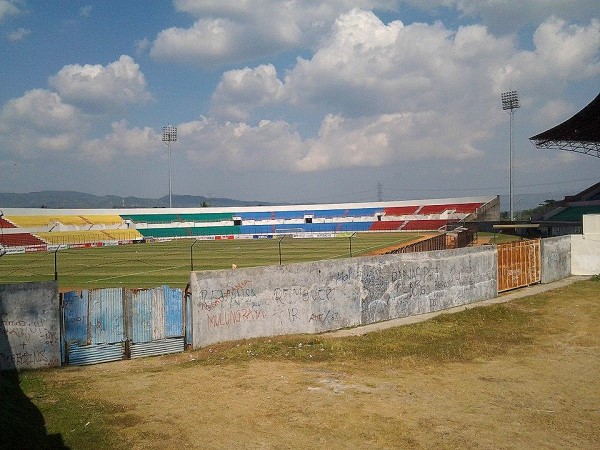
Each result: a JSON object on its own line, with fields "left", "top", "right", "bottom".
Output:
{"left": 530, "top": 92, "right": 600, "bottom": 158}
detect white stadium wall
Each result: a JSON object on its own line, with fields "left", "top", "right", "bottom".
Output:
{"left": 571, "top": 214, "right": 600, "bottom": 275}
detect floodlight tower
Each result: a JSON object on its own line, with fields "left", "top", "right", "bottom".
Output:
{"left": 501, "top": 90, "right": 520, "bottom": 221}
{"left": 162, "top": 125, "right": 178, "bottom": 208}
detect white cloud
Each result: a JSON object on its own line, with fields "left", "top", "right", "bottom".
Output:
{"left": 0, "top": 89, "right": 83, "bottom": 158}
{"left": 79, "top": 5, "right": 92, "bottom": 18}
{"left": 135, "top": 37, "right": 151, "bottom": 55}
{"left": 297, "top": 112, "right": 484, "bottom": 172}
{"left": 200, "top": 10, "right": 600, "bottom": 174}
{"left": 0, "top": 0, "right": 20, "bottom": 21}
{"left": 0, "top": 90, "right": 158, "bottom": 166}
{"left": 400, "top": 0, "right": 600, "bottom": 33}
{"left": 536, "top": 100, "right": 573, "bottom": 127}
{"left": 81, "top": 120, "right": 161, "bottom": 163}
{"left": 177, "top": 109, "right": 485, "bottom": 175}
{"left": 180, "top": 117, "right": 305, "bottom": 172}
{"left": 48, "top": 55, "right": 152, "bottom": 113}
{"left": 1, "top": 3, "right": 599, "bottom": 197}
{"left": 7, "top": 27, "right": 30, "bottom": 41}
{"left": 211, "top": 64, "right": 284, "bottom": 121}
{"left": 531, "top": 18, "right": 600, "bottom": 80}
{"left": 151, "top": 0, "right": 396, "bottom": 66}
{"left": 491, "top": 17, "right": 600, "bottom": 94}
{"left": 283, "top": 10, "right": 515, "bottom": 114}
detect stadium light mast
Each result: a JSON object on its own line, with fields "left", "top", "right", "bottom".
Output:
{"left": 162, "top": 124, "right": 178, "bottom": 208}
{"left": 501, "top": 90, "right": 520, "bottom": 221}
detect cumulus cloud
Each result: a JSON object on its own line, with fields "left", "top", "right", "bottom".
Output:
{"left": 2, "top": 5, "right": 599, "bottom": 184}
{"left": 151, "top": 0, "right": 395, "bottom": 66}
{"left": 210, "top": 64, "right": 284, "bottom": 121}
{"left": 283, "top": 10, "right": 517, "bottom": 116}
{"left": 400, "top": 0, "right": 600, "bottom": 33}
{"left": 81, "top": 120, "right": 161, "bottom": 163}
{"left": 48, "top": 55, "right": 152, "bottom": 113}
{"left": 201, "top": 10, "right": 600, "bottom": 173}
{"left": 531, "top": 18, "right": 600, "bottom": 79}
{"left": 0, "top": 56, "right": 155, "bottom": 164}
{"left": 180, "top": 117, "right": 304, "bottom": 172}
{"left": 297, "top": 112, "right": 484, "bottom": 172}
{"left": 0, "top": 89, "right": 83, "bottom": 158}
{"left": 491, "top": 17, "right": 600, "bottom": 93}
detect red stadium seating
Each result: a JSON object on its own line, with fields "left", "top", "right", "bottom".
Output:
{"left": 0, "top": 232, "right": 47, "bottom": 247}
{"left": 416, "top": 203, "right": 482, "bottom": 215}
{"left": 383, "top": 206, "right": 419, "bottom": 216}
{"left": 0, "top": 217, "right": 17, "bottom": 228}
{"left": 370, "top": 221, "right": 404, "bottom": 231}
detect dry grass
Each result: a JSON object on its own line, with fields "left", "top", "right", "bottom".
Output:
{"left": 4, "top": 277, "right": 599, "bottom": 449}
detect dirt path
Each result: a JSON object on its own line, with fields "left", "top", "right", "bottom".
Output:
{"left": 49, "top": 279, "right": 600, "bottom": 449}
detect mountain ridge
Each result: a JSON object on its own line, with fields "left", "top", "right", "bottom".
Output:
{"left": 0, "top": 191, "right": 278, "bottom": 209}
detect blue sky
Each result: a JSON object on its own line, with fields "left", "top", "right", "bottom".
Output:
{"left": 1, "top": 1, "right": 599, "bottom": 207}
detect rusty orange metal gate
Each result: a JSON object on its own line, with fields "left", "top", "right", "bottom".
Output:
{"left": 497, "top": 239, "right": 541, "bottom": 292}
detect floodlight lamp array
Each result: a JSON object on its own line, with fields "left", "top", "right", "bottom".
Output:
{"left": 162, "top": 125, "right": 177, "bottom": 143}
{"left": 501, "top": 91, "right": 520, "bottom": 111}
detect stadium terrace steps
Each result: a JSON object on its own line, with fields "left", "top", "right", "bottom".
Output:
{"left": 383, "top": 206, "right": 419, "bottom": 216}
{"left": 415, "top": 203, "right": 483, "bottom": 215}
{"left": 0, "top": 232, "right": 47, "bottom": 247}
{"left": 0, "top": 217, "right": 17, "bottom": 228}
{"left": 545, "top": 205, "right": 600, "bottom": 222}
{"left": 35, "top": 229, "right": 142, "bottom": 245}
{"left": 0, "top": 197, "right": 496, "bottom": 247}
{"left": 6, "top": 214, "right": 124, "bottom": 228}
{"left": 121, "top": 213, "right": 234, "bottom": 224}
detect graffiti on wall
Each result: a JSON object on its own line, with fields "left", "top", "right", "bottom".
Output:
{"left": 0, "top": 282, "right": 61, "bottom": 371}
{"left": 191, "top": 248, "right": 497, "bottom": 348}
{"left": 0, "top": 315, "right": 60, "bottom": 369}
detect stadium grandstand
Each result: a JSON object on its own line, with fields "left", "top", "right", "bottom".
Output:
{"left": 530, "top": 92, "right": 600, "bottom": 159}
{"left": 0, "top": 196, "right": 498, "bottom": 253}
{"left": 526, "top": 182, "right": 600, "bottom": 236}
{"left": 528, "top": 92, "right": 600, "bottom": 235}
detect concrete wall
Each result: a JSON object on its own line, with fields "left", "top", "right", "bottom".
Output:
{"left": 571, "top": 214, "right": 600, "bottom": 276}
{"left": 541, "top": 236, "right": 571, "bottom": 283}
{"left": 0, "top": 281, "right": 61, "bottom": 371}
{"left": 189, "top": 246, "right": 497, "bottom": 348}
{"left": 571, "top": 235, "right": 600, "bottom": 275}
{"left": 583, "top": 214, "right": 600, "bottom": 234}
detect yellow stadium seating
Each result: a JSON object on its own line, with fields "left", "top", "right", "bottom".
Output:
{"left": 7, "top": 214, "right": 124, "bottom": 228}
{"left": 36, "top": 229, "right": 142, "bottom": 245}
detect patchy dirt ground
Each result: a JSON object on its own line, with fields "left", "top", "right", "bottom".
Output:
{"left": 47, "top": 281, "right": 600, "bottom": 449}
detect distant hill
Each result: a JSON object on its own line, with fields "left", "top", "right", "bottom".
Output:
{"left": 499, "top": 191, "right": 567, "bottom": 213}
{"left": 0, "top": 191, "right": 278, "bottom": 209}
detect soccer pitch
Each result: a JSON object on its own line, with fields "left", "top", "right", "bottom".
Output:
{"left": 0, "top": 233, "right": 421, "bottom": 289}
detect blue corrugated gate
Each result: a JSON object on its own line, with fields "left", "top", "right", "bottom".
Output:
{"left": 128, "top": 286, "right": 185, "bottom": 359}
{"left": 63, "top": 288, "right": 126, "bottom": 365}
{"left": 62, "top": 286, "right": 184, "bottom": 366}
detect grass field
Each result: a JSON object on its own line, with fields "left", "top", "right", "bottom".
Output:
{"left": 0, "top": 233, "right": 421, "bottom": 289}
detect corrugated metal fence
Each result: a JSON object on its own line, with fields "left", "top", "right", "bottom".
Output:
{"left": 62, "top": 286, "right": 184, "bottom": 365}
{"left": 497, "top": 239, "right": 541, "bottom": 292}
